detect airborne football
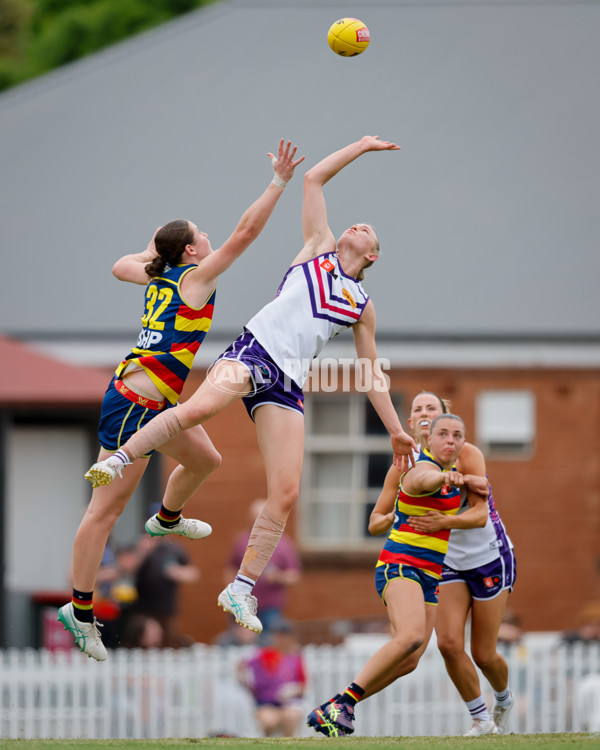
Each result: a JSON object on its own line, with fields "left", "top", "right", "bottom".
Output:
{"left": 327, "top": 17, "right": 370, "bottom": 57}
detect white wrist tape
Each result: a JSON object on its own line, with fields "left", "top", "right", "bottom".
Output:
{"left": 271, "top": 174, "right": 288, "bottom": 189}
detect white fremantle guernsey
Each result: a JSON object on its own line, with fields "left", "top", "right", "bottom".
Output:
{"left": 443, "top": 486, "right": 513, "bottom": 570}
{"left": 246, "top": 252, "right": 370, "bottom": 387}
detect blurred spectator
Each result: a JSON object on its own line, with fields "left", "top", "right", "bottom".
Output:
{"left": 133, "top": 535, "right": 199, "bottom": 648}
{"left": 107, "top": 544, "right": 143, "bottom": 645}
{"left": 224, "top": 499, "right": 301, "bottom": 634}
{"left": 214, "top": 621, "right": 260, "bottom": 647}
{"left": 237, "top": 619, "right": 307, "bottom": 737}
{"left": 122, "top": 614, "right": 165, "bottom": 649}
{"left": 110, "top": 545, "right": 140, "bottom": 607}
{"left": 561, "top": 600, "right": 600, "bottom": 644}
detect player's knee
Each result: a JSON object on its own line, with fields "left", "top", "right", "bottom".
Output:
{"left": 471, "top": 647, "right": 496, "bottom": 671}
{"left": 181, "top": 400, "right": 219, "bottom": 426}
{"left": 392, "top": 632, "right": 423, "bottom": 656}
{"left": 203, "top": 446, "right": 222, "bottom": 472}
{"left": 272, "top": 481, "right": 300, "bottom": 513}
{"left": 88, "top": 502, "right": 124, "bottom": 532}
{"left": 437, "top": 635, "right": 463, "bottom": 661}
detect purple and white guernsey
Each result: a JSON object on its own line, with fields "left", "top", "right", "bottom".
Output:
{"left": 443, "top": 483, "right": 513, "bottom": 570}
{"left": 245, "top": 251, "right": 370, "bottom": 387}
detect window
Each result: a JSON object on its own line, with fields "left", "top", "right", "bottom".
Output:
{"left": 476, "top": 389, "right": 535, "bottom": 457}
{"left": 301, "top": 393, "right": 404, "bottom": 548}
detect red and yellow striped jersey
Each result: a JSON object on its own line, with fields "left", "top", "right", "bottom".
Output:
{"left": 376, "top": 449, "right": 461, "bottom": 579}
{"left": 115, "top": 264, "right": 215, "bottom": 404}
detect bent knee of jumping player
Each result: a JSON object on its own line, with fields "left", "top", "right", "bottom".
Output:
{"left": 179, "top": 444, "right": 222, "bottom": 475}
{"left": 179, "top": 376, "right": 245, "bottom": 427}
{"left": 267, "top": 481, "right": 300, "bottom": 516}
{"left": 79, "top": 499, "right": 124, "bottom": 538}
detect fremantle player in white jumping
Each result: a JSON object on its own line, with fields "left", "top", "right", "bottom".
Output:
{"left": 85, "top": 136, "right": 417, "bottom": 633}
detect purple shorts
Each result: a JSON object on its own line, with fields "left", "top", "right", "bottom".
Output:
{"left": 214, "top": 329, "right": 304, "bottom": 421}
{"left": 440, "top": 546, "right": 516, "bottom": 600}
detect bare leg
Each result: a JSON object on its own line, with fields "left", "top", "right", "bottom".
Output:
{"left": 255, "top": 706, "right": 283, "bottom": 737}
{"left": 280, "top": 706, "right": 304, "bottom": 737}
{"left": 119, "top": 360, "right": 252, "bottom": 461}
{"left": 76, "top": 420, "right": 221, "bottom": 591}
{"left": 361, "top": 605, "right": 436, "bottom": 699}
{"left": 470, "top": 589, "right": 511, "bottom": 692}
{"left": 159, "top": 423, "right": 222, "bottom": 512}
{"left": 217, "top": 405, "right": 304, "bottom": 631}
{"left": 73, "top": 449, "right": 148, "bottom": 591}
{"left": 435, "top": 581, "right": 481, "bottom": 701}
{"left": 240, "top": 405, "right": 305, "bottom": 580}
{"left": 353, "top": 579, "right": 431, "bottom": 692}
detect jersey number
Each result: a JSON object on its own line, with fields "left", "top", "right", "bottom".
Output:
{"left": 141, "top": 286, "right": 173, "bottom": 330}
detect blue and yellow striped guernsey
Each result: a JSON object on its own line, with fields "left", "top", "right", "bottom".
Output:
{"left": 376, "top": 448, "right": 462, "bottom": 579}
{"left": 115, "top": 264, "right": 215, "bottom": 404}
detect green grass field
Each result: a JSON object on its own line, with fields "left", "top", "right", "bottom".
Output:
{"left": 0, "top": 735, "right": 597, "bottom": 750}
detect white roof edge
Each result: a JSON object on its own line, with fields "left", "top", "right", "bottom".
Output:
{"left": 29, "top": 337, "right": 600, "bottom": 370}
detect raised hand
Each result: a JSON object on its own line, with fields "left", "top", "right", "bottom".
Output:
{"left": 359, "top": 135, "right": 401, "bottom": 152}
{"left": 268, "top": 139, "right": 306, "bottom": 184}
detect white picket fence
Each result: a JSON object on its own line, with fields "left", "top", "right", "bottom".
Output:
{"left": 0, "top": 634, "right": 599, "bottom": 739}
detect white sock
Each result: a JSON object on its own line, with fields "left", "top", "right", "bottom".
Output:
{"left": 466, "top": 696, "right": 491, "bottom": 722}
{"left": 494, "top": 687, "right": 512, "bottom": 705}
{"left": 109, "top": 448, "right": 130, "bottom": 465}
{"left": 231, "top": 574, "right": 255, "bottom": 595}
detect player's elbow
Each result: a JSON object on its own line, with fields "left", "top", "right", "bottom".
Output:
{"left": 236, "top": 222, "right": 260, "bottom": 246}
{"left": 368, "top": 516, "right": 389, "bottom": 536}
{"left": 304, "top": 168, "right": 324, "bottom": 187}
{"left": 112, "top": 261, "right": 127, "bottom": 280}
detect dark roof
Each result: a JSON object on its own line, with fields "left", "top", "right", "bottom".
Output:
{"left": 0, "top": 336, "right": 109, "bottom": 408}
{"left": 0, "top": 0, "right": 598, "bottom": 338}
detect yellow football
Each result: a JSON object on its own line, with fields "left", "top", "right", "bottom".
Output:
{"left": 327, "top": 17, "right": 371, "bottom": 57}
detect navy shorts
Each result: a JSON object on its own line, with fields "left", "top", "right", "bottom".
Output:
{"left": 375, "top": 563, "right": 440, "bottom": 605}
{"left": 214, "top": 329, "right": 304, "bottom": 421}
{"left": 97, "top": 376, "right": 172, "bottom": 457}
{"left": 440, "top": 546, "right": 516, "bottom": 600}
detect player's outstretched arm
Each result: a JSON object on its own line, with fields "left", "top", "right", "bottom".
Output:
{"left": 298, "top": 136, "right": 401, "bottom": 262}
{"left": 194, "top": 139, "right": 305, "bottom": 283}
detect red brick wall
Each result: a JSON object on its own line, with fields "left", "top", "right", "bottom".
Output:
{"left": 170, "top": 366, "right": 600, "bottom": 643}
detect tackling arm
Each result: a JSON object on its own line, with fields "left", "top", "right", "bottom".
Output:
{"left": 352, "top": 300, "right": 417, "bottom": 468}
{"left": 369, "top": 464, "right": 402, "bottom": 536}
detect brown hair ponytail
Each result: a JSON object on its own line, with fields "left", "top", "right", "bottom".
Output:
{"left": 145, "top": 219, "right": 194, "bottom": 278}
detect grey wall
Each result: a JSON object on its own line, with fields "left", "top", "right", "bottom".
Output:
{"left": 1, "top": 0, "right": 598, "bottom": 339}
